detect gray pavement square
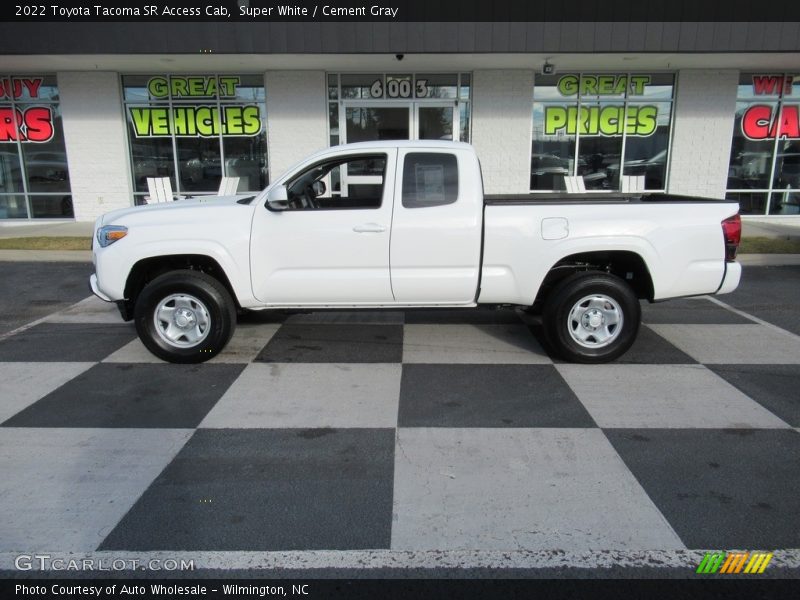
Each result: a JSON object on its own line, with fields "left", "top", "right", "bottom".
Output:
{"left": 648, "top": 324, "right": 800, "bottom": 364}
{"left": 0, "top": 322, "right": 135, "bottom": 362}
{"left": 403, "top": 324, "right": 550, "bottom": 364}
{"left": 605, "top": 428, "right": 800, "bottom": 549}
{"left": 398, "top": 364, "right": 595, "bottom": 428}
{"left": 0, "top": 427, "right": 192, "bottom": 551}
{"left": 255, "top": 324, "right": 403, "bottom": 363}
{"left": 557, "top": 364, "right": 790, "bottom": 429}
{"left": 2, "top": 363, "right": 245, "bottom": 428}
{"left": 707, "top": 364, "right": 800, "bottom": 427}
{"left": 99, "top": 428, "right": 396, "bottom": 551}
{"left": 392, "top": 428, "right": 685, "bottom": 551}
{"left": 200, "top": 363, "right": 402, "bottom": 429}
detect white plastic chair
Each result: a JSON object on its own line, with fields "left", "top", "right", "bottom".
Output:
{"left": 146, "top": 177, "right": 175, "bottom": 203}
{"left": 563, "top": 175, "right": 587, "bottom": 193}
{"left": 621, "top": 175, "right": 646, "bottom": 193}
{"left": 218, "top": 176, "right": 240, "bottom": 195}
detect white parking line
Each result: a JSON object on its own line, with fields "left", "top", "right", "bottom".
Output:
{"left": 2, "top": 549, "right": 799, "bottom": 572}
{"left": 0, "top": 295, "right": 95, "bottom": 343}
{"left": 704, "top": 295, "right": 800, "bottom": 342}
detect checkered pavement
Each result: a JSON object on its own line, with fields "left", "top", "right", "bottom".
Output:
{"left": 0, "top": 295, "right": 799, "bottom": 554}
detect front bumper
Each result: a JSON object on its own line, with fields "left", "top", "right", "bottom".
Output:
{"left": 716, "top": 261, "right": 742, "bottom": 295}
{"left": 89, "top": 273, "right": 112, "bottom": 302}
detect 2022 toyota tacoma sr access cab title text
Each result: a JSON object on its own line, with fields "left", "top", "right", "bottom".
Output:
{"left": 90, "top": 141, "right": 742, "bottom": 364}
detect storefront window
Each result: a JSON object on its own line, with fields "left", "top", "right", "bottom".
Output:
{"left": 727, "top": 73, "right": 800, "bottom": 215}
{"left": 531, "top": 73, "right": 674, "bottom": 192}
{"left": 122, "top": 74, "right": 268, "bottom": 201}
{"left": 0, "top": 75, "right": 72, "bottom": 219}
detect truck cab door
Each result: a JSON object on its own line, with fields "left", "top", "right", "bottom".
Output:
{"left": 250, "top": 150, "right": 397, "bottom": 305}
{"left": 389, "top": 148, "right": 483, "bottom": 303}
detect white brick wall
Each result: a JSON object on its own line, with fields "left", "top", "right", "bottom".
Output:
{"left": 265, "top": 71, "right": 328, "bottom": 181}
{"left": 470, "top": 70, "right": 534, "bottom": 194}
{"left": 58, "top": 72, "right": 133, "bottom": 222}
{"left": 667, "top": 70, "right": 738, "bottom": 199}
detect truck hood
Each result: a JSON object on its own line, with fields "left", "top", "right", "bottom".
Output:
{"left": 97, "top": 194, "right": 257, "bottom": 226}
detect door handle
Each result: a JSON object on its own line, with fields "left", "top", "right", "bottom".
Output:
{"left": 353, "top": 223, "right": 386, "bottom": 233}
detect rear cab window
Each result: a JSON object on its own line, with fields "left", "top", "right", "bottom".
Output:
{"left": 402, "top": 152, "right": 459, "bottom": 208}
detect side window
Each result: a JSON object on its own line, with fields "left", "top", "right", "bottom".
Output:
{"left": 285, "top": 154, "right": 386, "bottom": 210}
{"left": 402, "top": 152, "right": 458, "bottom": 209}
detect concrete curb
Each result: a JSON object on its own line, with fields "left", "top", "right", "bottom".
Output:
{"left": 1, "top": 549, "right": 799, "bottom": 572}
{"left": 0, "top": 250, "right": 92, "bottom": 262}
{"left": 738, "top": 254, "right": 800, "bottom": 266}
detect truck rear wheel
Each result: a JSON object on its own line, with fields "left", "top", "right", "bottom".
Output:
{"left": 542, "top": 272, "right": 640, "bottom": 363}
{"left": 134, "top": 270, "right": 236, "bottom": 364}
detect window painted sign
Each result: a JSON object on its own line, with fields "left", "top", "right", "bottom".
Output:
{"left": 544, "top": 74, "right": 659, "bottom": 137}
{"left": 0, "top": 77, "right": 55, "bottom": 143}
{"left": 740, "top": 75, "right": 799, "bottom": 140}
{"left": 128, "top": 76, "right": 262, "bottom": 138}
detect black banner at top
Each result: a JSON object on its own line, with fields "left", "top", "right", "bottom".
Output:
{"left": 3, "top": 0, "right": 800, "bottom": 22}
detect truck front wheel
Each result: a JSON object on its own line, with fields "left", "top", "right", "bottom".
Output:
{"left": 134, "top": 271, "right": 236, "bottom": 363}
{"left": 541, "top": 272, "right": 640, "bottom": 363}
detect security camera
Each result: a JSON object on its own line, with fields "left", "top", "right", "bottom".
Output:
{"left": 542, "top": 61, "right": 555, "bottom": 75}
{"left": 395, "top": 54, "right": 404, "bottom": 61}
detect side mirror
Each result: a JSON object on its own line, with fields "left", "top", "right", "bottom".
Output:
{"left": 311, "top": 180, "right": 326, "bottom": 197}
{"left": 265, "top": 184, "right": 289, "bottom": 211}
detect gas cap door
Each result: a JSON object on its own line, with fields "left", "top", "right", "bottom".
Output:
{"left": 541, "top": 217, "right": 569, "bottom": 240}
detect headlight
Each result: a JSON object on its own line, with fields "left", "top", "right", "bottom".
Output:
{"left": 96, "top": 225, "right": 128, "bottom": 247}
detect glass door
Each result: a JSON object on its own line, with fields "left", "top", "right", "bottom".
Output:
{"left": 415, "top": 103, "right": 458, "bottom": 141}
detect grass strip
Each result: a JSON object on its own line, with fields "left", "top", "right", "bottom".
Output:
{"left": 0, "top": 237, "right": 92, "bottom": 250}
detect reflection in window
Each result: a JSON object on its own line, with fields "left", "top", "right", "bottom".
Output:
{"left": 129, "top": 134, "right": 176, "bottom": 194}
{"left": 345, "top": 107, "right": 409, "bottom": 142}
{"left": 0, "top": 75, "right": 72, "bottom": 219}
{"left": 0, "top": 195, "right": 28, "bottom": 219}
{"left": 531, "top": 73, "right": 674, "bottom": 192}
{"left": 727, "top": 73, "right": 800, "bottom": 215}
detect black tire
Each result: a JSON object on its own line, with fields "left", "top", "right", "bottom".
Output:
{"left": 134, "top": 270, "right": 236, "bottom": 364}
{"left": 541, "top": 271, "right": 640, "bottom": 364}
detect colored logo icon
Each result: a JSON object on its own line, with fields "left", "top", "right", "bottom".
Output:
{"left": 696, "top": 551, "right": 774, "bottom": 574}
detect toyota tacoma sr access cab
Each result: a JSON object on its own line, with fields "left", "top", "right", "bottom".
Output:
{"left": 90, "top": 141, "right": 742, "bottom": 364}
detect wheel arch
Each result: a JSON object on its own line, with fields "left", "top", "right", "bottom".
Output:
{"left": 531, "top": 250, "right": 654, "bottom": 312}
{"left": 121, "top": 254, "right": 239, "bottom": 320}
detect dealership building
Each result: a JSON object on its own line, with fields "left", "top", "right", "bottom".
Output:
{"left": 0, "top": 19, "right": 798, "bottom": 221}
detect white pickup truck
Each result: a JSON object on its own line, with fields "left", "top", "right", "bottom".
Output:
{"left": 90, "top": 140, "right": 742, "bottom": 364}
